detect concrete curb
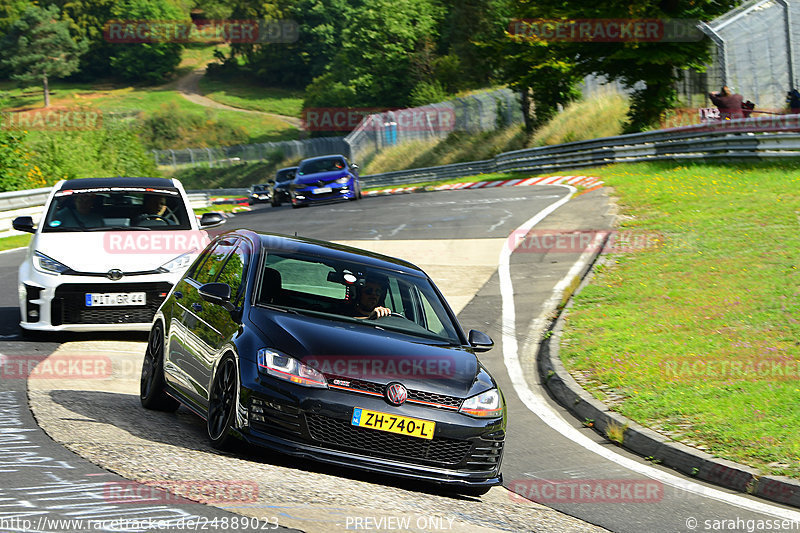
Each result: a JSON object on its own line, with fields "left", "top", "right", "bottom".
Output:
{"left": 538, "top": 257, "right": 800, "bottom": 509}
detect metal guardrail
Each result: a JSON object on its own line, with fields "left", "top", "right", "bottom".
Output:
{"left": 3, "top": 116, "right": 800, "bottom": 236}
{"left": 362, "top": 116, "right": 800, "bottom": 187}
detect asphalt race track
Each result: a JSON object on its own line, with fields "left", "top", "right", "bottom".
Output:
{"left": 1, "top": 186, "right": 799, "bottom": 533}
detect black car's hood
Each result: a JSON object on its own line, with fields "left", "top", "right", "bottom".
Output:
{"left": 247, "top": 308, "right": 491, "bottom": 398}
{"left": 295, "top": 170, "right": 349, "bottom": 185}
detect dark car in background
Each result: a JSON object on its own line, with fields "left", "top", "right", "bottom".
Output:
{"left": 291, "top": 155, "right": 361, "bottom": 208}
{"left": 248, "top": 184, "right": 271, "bottom": 205}
{"left": 271, "top": 166, "right": 297, "bottom": 207}
{"left": 140, "top": 230, "right": 505, "bottom": 494}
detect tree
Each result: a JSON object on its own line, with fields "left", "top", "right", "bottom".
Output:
{"left": 510, "top": 0, "right": 742, "bottom": 131}
{"left": 0, "top": 4, "right": 87, "bottom": 107}
{"left": 107, "top": 0, "right": 188, "bottom": 83}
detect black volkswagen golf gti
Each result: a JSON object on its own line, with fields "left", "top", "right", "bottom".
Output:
{"left": 141, "top": 229, "right": 505, "bottom": 493}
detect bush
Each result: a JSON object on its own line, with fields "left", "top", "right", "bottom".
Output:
{"left": 409, "top": 80, "right": 449, "bottom": 107}
{"left": 0, "top": 127, "right": 46, "bottom": 192}
{"left": 140, "top": 102, "right": 250, "bottom": 150}
{"left": 27, "top": 118, "right": 158, "bottom": 183}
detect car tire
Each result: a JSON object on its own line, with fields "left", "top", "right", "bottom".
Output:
{"left": 207, "top": 355, "right": 239, "bottom": 450}
{"left": 271, "top": 198, "right": 280, "bottom": 207}
{"left": 140, "top": 323, "right": 180, "bottom": 412}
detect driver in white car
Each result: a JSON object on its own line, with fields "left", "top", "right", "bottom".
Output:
{"left": 134, "top": 194, "right": 178, "bottom": 225}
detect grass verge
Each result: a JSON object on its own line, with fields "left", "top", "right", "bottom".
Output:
{"left": 556, "top": 160, "right": 800, "bottom": 478}
{"left": 0, "top": 234, "right": 31, "bottom": 252}
{"left": 198, "top": 77, "right": 304, "bottom": 117}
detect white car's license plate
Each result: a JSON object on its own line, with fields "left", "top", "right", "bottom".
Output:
{"left": 85, "top": 292, "right": 146, "bottom": 307}
{"left": 312, "top": 187, "right": 332, "bottom": 194}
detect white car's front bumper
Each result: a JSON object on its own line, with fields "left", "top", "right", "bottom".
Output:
{"left": 19, "top": 264, "right": 181, "bottom": 332}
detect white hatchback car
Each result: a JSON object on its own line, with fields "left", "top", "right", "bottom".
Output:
{"left": 13, "top": 177, "right": 224, "bottom": 332}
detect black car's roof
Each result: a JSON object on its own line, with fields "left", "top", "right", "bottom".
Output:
{"left": 276, "top": 166, "right": 299, "bottom": 172}
{"left": 59, "top": 177, "right": 176, "bottom": 190}
{"left": 239, "top": 230, "right": 424, "bottom": 276}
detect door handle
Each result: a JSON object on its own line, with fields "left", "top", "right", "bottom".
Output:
{"left": 174, "top": 291, "right": 183, "bottom": 299}
{"left": 192, "top": 302, "right": 202, "bottom": 312}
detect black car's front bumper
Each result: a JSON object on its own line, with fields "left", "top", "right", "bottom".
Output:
{"left": 238, "top": 369, "right": 505, "bottom": 488}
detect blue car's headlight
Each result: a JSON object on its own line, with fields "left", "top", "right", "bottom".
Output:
{"left": 257, "top": 348, "right": 328, "bottom": 388}
{"left": 335, "top": 177, "right": 350, "bottom": 184}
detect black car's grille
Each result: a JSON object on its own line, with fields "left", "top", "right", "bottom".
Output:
{"left": 249, "top": 397, "right": 303, "bottom": 438}
{"left": 53, "top": 282, "right": 171, "bottom": 325}
{"left": 305, "top": 413, "right": 472, "bottom": 465}
{"left": 324, "top": 374, "right": 462, "bottom": 410}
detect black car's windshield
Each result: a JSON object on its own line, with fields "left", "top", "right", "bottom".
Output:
{"left": 297, "top": 157, "right": 346, "bottom": 175}
{"left": 256, "top": 251, "right": 461, "bottom": 344}
{"left": 42, "top": 186, "right": 192, "bottom": 232}
{"left": 276, "top": 169, "right": 296, "bottom": 182}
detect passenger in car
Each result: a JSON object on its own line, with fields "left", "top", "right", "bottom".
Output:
{"left": 53, "top": 193, "right": 104, "bottom": 228}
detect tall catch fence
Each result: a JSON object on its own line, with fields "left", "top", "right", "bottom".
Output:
{"left": 152, "top": 137, "right": 349, "bottom": 169}
{"left": 344, "top": 88, "right": 523, "bottom": 163}
{"left": 700, "top": 0, "right": 799, "bottom": 111}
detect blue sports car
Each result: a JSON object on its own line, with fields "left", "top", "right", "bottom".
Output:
{"left": 291, "top": 155, "right": 361, "bottom": 208}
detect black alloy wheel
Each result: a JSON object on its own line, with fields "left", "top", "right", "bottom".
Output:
{"left": 207, "top": 356, "right": 238, "bottom": 450}
{"left": 140, "top": 323, "right": 180, "bottom": 411}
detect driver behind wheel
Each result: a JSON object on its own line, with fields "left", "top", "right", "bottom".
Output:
{"left": 345, "top": 274, "right": 392, "bottom": 319}
{"left": 134, "top": 194, "right": 177, "bottom": 226}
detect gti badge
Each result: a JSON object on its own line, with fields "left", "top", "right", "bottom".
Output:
{"left": 106, "top": 269, "right": 123, "bottom": 281}
{"left": 385, "top": 382, "right": 408, "bottom": 406}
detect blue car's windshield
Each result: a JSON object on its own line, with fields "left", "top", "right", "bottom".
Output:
{"left": 298, "top": 158, "right": 346, "bottom": 175}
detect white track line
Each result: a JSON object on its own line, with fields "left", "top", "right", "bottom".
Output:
{"left": 499, "top": 185, "right": 800, "bottom": 520}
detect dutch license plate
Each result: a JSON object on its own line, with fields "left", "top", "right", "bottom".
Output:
{"left": 351, "top": 407, "right": 435, "bottom": 440}
{"left": 312, "top": 187, "right": 332, "bottom": 194}
{"left": 85, "top": 292, "right": 146, "bottom": 307}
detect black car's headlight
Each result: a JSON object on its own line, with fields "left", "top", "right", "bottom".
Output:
{"left": 33, "top": 251, "right": 71, "bottom": 275}
{"left": 257, "top": 348, "right": 328, "bottom": 388}
{"left": 459, "top": 389, "right": 503, "bottom": 418}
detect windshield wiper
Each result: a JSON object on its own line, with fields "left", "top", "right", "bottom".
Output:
{"left": 86, "top": 226, "right": 151, "bottom": 231}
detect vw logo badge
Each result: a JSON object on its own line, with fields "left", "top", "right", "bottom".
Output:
{"left": 106, "top": 269, "right": 123, "bottom": 281}
{"left": 385, "top": 383, "right": 407, "bottom": 406}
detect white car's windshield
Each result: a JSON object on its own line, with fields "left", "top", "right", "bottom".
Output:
{"left": 42, "top": 187, "right": 192, "bottom": 232}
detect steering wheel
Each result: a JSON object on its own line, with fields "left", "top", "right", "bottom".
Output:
{"left": 138, "top": 214, "right": 169, "bottom": 223}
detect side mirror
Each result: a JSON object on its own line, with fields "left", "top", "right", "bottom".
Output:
{"left": 198, "top": 282, "right": 235, "bottom": 311}
{"left": 199, "top": 212, "right": 225, "bottom": 228}
{"left": 12, "top": 216, "right": 36, "bottom": 233}
{"left": 350, "top": 163, "right": 359, "bottom": 171}
{"left": 468, "top": 330, "right": 494, "bottom": 353}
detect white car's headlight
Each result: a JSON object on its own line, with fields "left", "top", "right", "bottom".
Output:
{"left": 33, "top": 251, "right": 71, "bottom": 275}
{"left": 159, "top": 252, "right": 194, "bottom": 273}
{"left": 257, "top": 348, "right": 328, "bottom": 388}
{"left": 459, "top": 389, "right": 503, "bottom": 418}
